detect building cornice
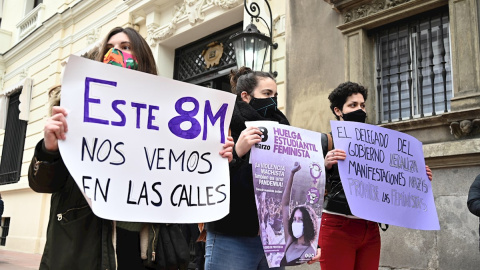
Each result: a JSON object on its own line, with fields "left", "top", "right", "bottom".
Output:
{"left": 324, "top": 0, "right": 448, "bottom": 33}
{"left": 2, "top": 0, "right": 126, "bottom": 82}
{"left": 146, "top": 0, "right": 242, "bottom": 45}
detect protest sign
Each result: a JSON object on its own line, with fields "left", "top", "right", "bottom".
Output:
{"left": 247, "top": 121, "right": 324, "bottom": 267}
{"left": 58, "top": 55, "right": 236, "bottom": 223}
{"left": 330, "top": 120, "right": 440, "bottom": 230}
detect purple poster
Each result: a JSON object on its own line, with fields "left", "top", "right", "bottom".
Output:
{"left": 330, "top": 120, "right": 440, "bottom": 230}
{"left": 246, "top": 121, "right": 325, "bottom": 267}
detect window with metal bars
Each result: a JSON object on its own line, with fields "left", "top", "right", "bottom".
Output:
{"left": 374, "top": 7, "right": 452, "bottom": 123}
{"left": 0, "top": 90, "right": 28, "bottom": 185}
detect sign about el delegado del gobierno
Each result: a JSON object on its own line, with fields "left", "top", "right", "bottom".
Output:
{"left": 331, "top": 120, "right": 439, "bottom": 230}
{"left": 59, "top": 55, "right": 236, "bottom": 223}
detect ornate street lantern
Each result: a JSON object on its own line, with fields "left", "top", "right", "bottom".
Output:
{"left": 229, "top": 0, "right": 278, "bottom": 76}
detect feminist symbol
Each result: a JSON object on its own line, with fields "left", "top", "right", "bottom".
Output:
{"left": 309, "top": 162, "right": 322, "bottom": 184}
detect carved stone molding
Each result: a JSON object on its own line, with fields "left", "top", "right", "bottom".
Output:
{"left": 86, "top": 27, "right": 101, "bottom": 45}
{"left": 147, "top": 23, "right": 162, "bottom": 47}
{"left": 207, "top": 0, "right": 241, "bottom": 9}
{"left": 185, "top": 0, "right": 207, "bottom": 25}
{"left": 342, "top": 0, "right": 412, "bottom": 23}
{"left": 450, "top": 119, "right": 480, "bottom": 139}
{"left": 19, "top": 69, "right": 28, "bottom": 80}
{"left": 147, "top": 0, "right": 241, "bottom": 45}
{"left": 0, "top": 71, "right": 5, "bottom": 89}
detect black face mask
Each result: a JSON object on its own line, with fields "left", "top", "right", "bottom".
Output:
{"left": 249, "top": 96, "right": 278, "bottom": 118}
{"left": 342, "top": 109, "right": 367, "bottom": 123}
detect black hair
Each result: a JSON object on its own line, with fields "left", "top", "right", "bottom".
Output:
{"left": 229, "top": 66, "right": 275, "bottom": 100}
{"left": 288, "top": 205, "right": 318, "bottom": 243}
{"left": 328, "top": 81, "right": 368, "bottom": 120}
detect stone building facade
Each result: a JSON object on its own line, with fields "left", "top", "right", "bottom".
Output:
{"left": 287, "top": 0, "right": 480, "bottom": 269}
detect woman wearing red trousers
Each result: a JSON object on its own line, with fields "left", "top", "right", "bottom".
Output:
{"left": 318, "top": 82, "right": 433, "bottom": 270}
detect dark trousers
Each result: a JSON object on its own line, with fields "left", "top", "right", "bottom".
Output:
{"left": 116, "top": 227, "right": 146, "bottom": 270}
{"left": 181, "top": 224, "right": 205, "bottom": 270}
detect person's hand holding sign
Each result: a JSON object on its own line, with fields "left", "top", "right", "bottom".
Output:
{"left": 219, "top": 136, "right": 234, "bottom": 163}
{"left": 324, "top": 149, "right": 346, "bottom": 170}
{"left": 425, "top": 165, "right": 433, "bottom": 181}
{"left": 44, "top": 106, "right": 69, "bottom": 152}
{"left": 235, "top": 126, "right": 263, "bottom": 158}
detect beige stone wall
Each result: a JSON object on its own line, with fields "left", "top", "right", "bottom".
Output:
{"left": 288, "top": 0, "right": 480, "bottom": 269}
{"left": 285, "top": 0, "right": 345, "bottom": 133}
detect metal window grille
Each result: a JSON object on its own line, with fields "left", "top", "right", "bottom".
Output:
{"left": 0, "top": 90, "right": 28, "bottom": 185}
{"left": 0, "top": 217, "right": 10, "bottom": 246}
{"left": 174, "top": 23, "right": 242, "bottom": 83}
{"left": 374, "top": 7, "right": 452, "bottom": 123}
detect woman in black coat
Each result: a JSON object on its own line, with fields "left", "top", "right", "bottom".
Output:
{"left": 205, "top": 67, "right": 290, "bottom": 270}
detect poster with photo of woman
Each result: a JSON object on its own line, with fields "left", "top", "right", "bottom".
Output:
{"left": 247, "top": 121, "right": 325, "bottom": 267}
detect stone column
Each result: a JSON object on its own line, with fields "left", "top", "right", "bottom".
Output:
{"left": 343, "top": 28, "right": 376, "bottom": 123}
{"left": 449, "top": 0, "right": 480, "bottom": 110}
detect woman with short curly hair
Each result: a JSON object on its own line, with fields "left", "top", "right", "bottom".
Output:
{"left": 318, "top": 81, "right": 433, "bottom": 270}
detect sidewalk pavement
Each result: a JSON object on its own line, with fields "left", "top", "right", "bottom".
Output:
{"left": 0, "top": 248, "right": 320, "bottom": 270}
{"left": 0, "top": 249, "right": 41, "bottom": 270}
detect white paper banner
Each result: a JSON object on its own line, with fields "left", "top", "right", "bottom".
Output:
{"left": 59, "top": 56, "right": 236, "bottom": 223}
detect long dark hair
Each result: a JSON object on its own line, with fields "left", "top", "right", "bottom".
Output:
{"left": 288, "top": 205, "right": 318, "bottom": 243}
{"left": 229, "top": 66, "right": 275, "bottom": 100}
{"left": 97, "top": 27, "right": 157, "bottom": 75}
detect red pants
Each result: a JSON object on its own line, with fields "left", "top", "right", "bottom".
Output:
{"left": 318, "top": 212, "right": 381, "bottom": 270}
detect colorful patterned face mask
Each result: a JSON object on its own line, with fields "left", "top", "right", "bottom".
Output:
{"left": 103, "top": 48, "right": 138, "bottom": 70}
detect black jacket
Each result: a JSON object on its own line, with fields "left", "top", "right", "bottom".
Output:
{"left": 322, "top": 133, "right": 353, "bottom": 216}
{"left": 0, "top": 199, "right": 3, "bottom": 218}
{"left": 468, "top": 174, "right": 480, "bottom": 217}
{"left": 467, "top": 174, "right": 480, "bottom": 252}
{"left": 206, "top": 100, "right": 289, "bottom": 237}
{"left": 28, "top": 140, "right": 116, "bottom": 270}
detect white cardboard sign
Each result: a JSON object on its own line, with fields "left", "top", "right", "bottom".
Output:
{"left": 59, "top": 55, "right": 236, "bottom": 223}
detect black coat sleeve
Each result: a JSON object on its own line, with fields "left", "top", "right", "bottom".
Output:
{"left": 28, "top": 139, "right": 70, "bottom": 193}
{"left": 467, "top": 174, "right": 480, "bottom": 217}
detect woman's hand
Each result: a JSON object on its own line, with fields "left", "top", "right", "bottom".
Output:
{"left": 307, "top": 248, "right": 321, "bottom": 264}
{"left": 219, "top": 136, "right": 234, "bottom": 163}
{"left": 426, "top": 165, "right": 433, "bottom": 181}
{"left": 44, "top": 106, "right": 68, "bottom": 151}
{"left": 324, "top": 149, "right": 346, "bottom": 170}
{"left": 235, "top": 126, "right": 263, "bottom": 158}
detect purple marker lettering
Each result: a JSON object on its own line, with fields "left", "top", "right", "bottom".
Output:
{"left": 84, "top": 77, "right": 117, "bottom": 124}
{"left": 131, "top": 102, "right": 147, "bottom": 129}
{"left": 203, "top": 101, "right": 228, "bottom": 143}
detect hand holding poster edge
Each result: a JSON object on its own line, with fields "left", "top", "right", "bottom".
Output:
{"left": 58, "top": 55, "right": 236, "bottom": 223}
{"left": 330, "top": 120, "right": 440, "bottom": 230}
{"left": 245, "top": 121, "right": 279, "bottom": 164}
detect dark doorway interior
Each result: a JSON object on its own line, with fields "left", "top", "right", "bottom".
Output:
{"left": 197, "top": 75, "right": 231, "bottom": 93}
